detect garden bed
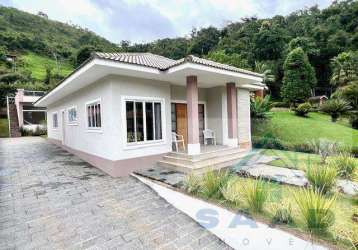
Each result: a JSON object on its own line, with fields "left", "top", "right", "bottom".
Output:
{"left": 182, "top": 172, "right": 357, "bottom": 250}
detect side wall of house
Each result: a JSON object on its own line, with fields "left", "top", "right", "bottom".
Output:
{"left": 237, "top": 88, "right": 251, "bottom": 149}
{"left": 47, "top": 77, "right": 117, "bottom": 160}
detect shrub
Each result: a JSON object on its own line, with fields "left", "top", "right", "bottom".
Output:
{"left": 271, "top": 101, "right": 289, "bottom": 108}
{"left": 306, "top": 165, "right": 337, "bottom": 194}
{"left": 320, "top": 98, "right": 351, "bottom": 122}
{"left": 327, "top": 154, "right": 358, "bottom": 179}
{"left": 272, "top": 202, "right": 293, "bottom": 224}
{"left": 241, "top": 178, "right": 269, "bottom": 212}
{"left": 250, "top": 95, "right": 271, "bottom": 119}
{"left": 293, "top": 188, "right": 336, "bottom": 233}
{"left": 221, "top": 177, "right": 241, "bottom": 205}
{"left": 308, "top": 139, "right": 340, "bottom": 164}
{"left": 349, "top": 113, "right": 358, "bottom": 129}
{"left": 183, "top": 173, "right": 201, "bottom": 194}
{"left": 200, "top": 170, "right": 231, "bottom": 199}
{"left": 294, "top": 102, "right": 312, "bottom": 117}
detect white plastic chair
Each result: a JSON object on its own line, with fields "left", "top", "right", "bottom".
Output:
{"left": 203, "top": 129, "right": 216, "bottom": 145}
{"left": 172, "top": 132, "right": 185, "bottom": 152}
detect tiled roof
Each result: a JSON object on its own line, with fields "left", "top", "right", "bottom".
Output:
{"left": 93, "top": 52, "right": 263, "bottom": 78}
{"left": 93, "top": 52, "right": 176, "bottom": 70}
{"left": 173, "top": 55, "right": 263, "bottom": 77}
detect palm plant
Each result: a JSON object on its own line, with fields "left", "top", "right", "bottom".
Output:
{"left": 250, "top": 95, "right": 271, "bottom": 119}
{"left": 320, "top": 98, "right": 351, "bottom": 122}
{"left": 254, "top": 61, "right": 275, "bottom": 84}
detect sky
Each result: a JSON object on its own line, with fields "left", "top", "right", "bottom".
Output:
{"left": 0, "top": 0, "right": 333, "bottom": 44}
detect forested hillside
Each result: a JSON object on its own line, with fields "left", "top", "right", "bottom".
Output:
{"left": 123, "top": 0, "right": 358, "bottom": 98}
{"left": 0, "top": 0, "right": 357, "bottom": 105}
{"left": 0, "top": 5, "right": 118, "bottom": 104}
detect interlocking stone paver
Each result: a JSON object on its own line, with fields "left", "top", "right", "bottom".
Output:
{"left": 0, "top": 137, "right": 230, "bottom": 249}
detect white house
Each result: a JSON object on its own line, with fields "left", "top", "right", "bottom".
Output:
{"left": 35, "top": 53, "right": 265, "bottom": 176}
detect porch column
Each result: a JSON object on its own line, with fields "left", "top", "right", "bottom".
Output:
{"left": 186, "top": 75, "right": 200, "bottom": 155}
{"left": 226, "top": 82, "right": 238, "bottom": 147}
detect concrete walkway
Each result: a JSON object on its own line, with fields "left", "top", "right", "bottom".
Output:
{"left": 0, "top": 137, "right": 229, "bottom": 249}
{"left": 136, "top": 175, "right": 327, "bottom": 250}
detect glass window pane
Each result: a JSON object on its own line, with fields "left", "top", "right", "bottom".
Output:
{"left": 96, "top": 104, "right": 101, "bottom": 127}
{"left": 171, "top": 103, "right": 176, "bottom": 132}
{"left": 126, "top": 101, "right": 135, "bottom": 142}
{"left": 154, "top": 102, "right": 162, "bottom": 140}
{"left": 145, "top": 102, "right": 154, "bottom": 141}
{"left": 87, "top": 106, "right": 91, "bottom": 127}
{"left": 91, "top": 105, "right": 96, "bottom": 127}
{"left": 135, "top": 102, "right": 144, "bottom": 142}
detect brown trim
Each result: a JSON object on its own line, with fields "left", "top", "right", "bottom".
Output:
{"left": 48, "top": 138, "right": 165, "bottom": 177}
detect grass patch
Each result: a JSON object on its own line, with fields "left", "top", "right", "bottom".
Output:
{"left": 0, "top": 118, "right": 9, "bottom": 137}
{"left": 261, "top": 149, "right": 321, "bottom": 171}
{"left": 253, "top": 111, "right": 358, "bottom": 149}
{"left": 21, "top": 52, "right": 74, "bottom": 80}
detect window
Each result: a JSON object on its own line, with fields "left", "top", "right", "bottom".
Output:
{"left": 23, "top": 105, "right": 46, "bottom": 125}
{"left": 125, "top": 99, "right": 163, "bottom": 144}
{"left": 67, "top": 107, "right": 77, "bottom": 124}
{"left": 86, "top": 100, "right": 101, "bottom": 129}
{"left": 52, "top": 113, "right": 58, "bottom": 128}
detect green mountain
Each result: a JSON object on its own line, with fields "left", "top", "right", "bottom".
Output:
{"left": 0, "top": 5, "right": 118, "bottom": 92}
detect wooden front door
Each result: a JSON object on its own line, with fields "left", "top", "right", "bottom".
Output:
{"left": 175, "top": 103, "right": 188, "bottom": 144}
{"left": 171, "top": 103, "right": 205, "bottom": 145}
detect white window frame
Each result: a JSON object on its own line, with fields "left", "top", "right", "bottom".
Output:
{"left": 122, "top": 96, "right": 166, "bottom": 149}
{"left": 52, "top": 112, "right": 58, "bottom": 129}
{"left": 67, "top": 106, "right": 78, "bottom": 125}
{"left": 85, "top": 98, "right": 102, "bottom": 132}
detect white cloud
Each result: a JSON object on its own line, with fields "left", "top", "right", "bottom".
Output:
{"left": 0, "top": 0, "right": 333, "bottom": 43}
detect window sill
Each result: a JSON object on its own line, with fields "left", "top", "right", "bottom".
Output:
{"left": 86, "top": 128, "right": 103, "bottom": 133}
{"left": 124, "top": 140, "right": 166, "bottom": 150}
{"left": 68, "top": 122, "right": 79, "bottom": 126}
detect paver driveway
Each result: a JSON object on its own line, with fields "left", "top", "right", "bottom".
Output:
{"left": 0, "top": 137, "right": 229, "bottom": 250}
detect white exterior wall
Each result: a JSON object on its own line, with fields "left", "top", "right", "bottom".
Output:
{"left": 110, "top": 75, "right": 172, "bottom": 160}
{"left": 47, "top": 77, "right": 117, "bottom": 160}
{"left": 170, "top": 85, "right": 207, "bottom": 102}
{"left": 237, "top": 88, "right": 251, "bottom": 146}
{"left": 47, "top": 75, "right": 172, "bottom": 161}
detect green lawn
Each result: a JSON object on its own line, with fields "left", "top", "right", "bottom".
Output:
{"left": 0, "top": 118, "right": 9, "bottom": 137}
{"left": 253, "top": 111, "right": 358, "bottom": 149}
{"left": 261, "top": 149, "right": 321, "bottom": 170}
{"left": 21, "top": 52, "right": 74, "bottom": 81}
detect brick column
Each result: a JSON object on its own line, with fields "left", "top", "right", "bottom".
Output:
{"left": 226, "top": 82, "right": 238, "bottom": 147}
{"left": 186, "top": 75, "right": 200, "bottom": 155}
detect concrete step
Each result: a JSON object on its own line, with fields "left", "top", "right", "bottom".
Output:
{"left": 162, "top": 149, "right": 247, "bottom": 166}
{"left": 158, "top": 148, "right": 250, "bottom": 174}
{"left": 167, "top": 146, "right": 246, "bottom": 161}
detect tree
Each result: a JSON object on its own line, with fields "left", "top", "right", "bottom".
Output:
{"left": 288, "top": 37, "right": 318, "bottom": 58}
{"left": 75, "top": 45, "right": 99, "bottom": 67}
{"left": 281, "top": 48, "right": 317, "bottom": 105}
{"left": 253, "top": 21, "right": 287, "bottom": 61}
{"left": 254, "top": 61, "right": 275, "bottom": 84}
{"left": 207, "top": 50, "right": 250, "bottom": 69}
{"left": 330, "top": 51, "right": 358, "bottom": 86}
{"left": 188, "top": 27, "right": 221, "bottom": 56}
